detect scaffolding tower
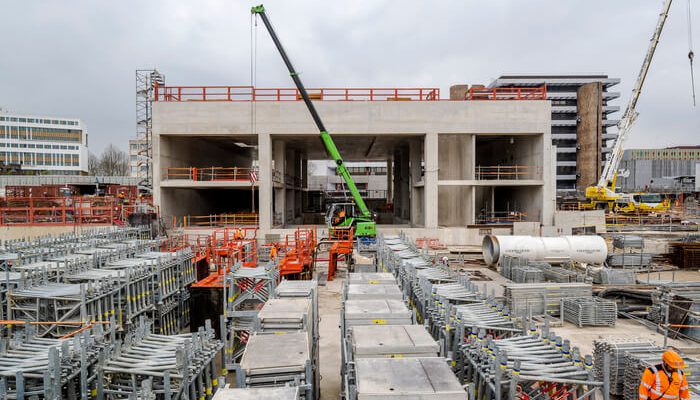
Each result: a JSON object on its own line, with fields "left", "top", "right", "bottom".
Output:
{"left": 135, "top": 69, "right": 165, "bottom": 193}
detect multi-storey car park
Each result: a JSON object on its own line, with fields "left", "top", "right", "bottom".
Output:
{"left": 0, "top": 112, "right": 89, "bottom": 175}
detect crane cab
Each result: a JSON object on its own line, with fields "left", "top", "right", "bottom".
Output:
{"left": 325, "top": 202, "right": 377, "bottom": 237}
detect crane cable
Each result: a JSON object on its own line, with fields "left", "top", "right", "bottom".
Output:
{"left": 688, "top": 0, "right": 696, "bottom": 106}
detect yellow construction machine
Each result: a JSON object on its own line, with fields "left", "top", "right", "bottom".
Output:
{"left": 583, "top": 0, "right": 674, "bottom": 214}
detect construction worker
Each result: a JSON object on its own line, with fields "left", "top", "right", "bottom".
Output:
{"left": 638, "top": 349, "right": 690, "bottom": 400}
{"left": 234, "top": 227, "right": 244, "bottom": 240}
{"left": 269, "top": 244, "right": 278, "bottom": 261}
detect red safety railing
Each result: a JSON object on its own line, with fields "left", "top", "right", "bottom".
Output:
{"left": 466, "top": 86, "right": 547, "bottom": 101}
{"left": 154, "top": 83, "right": 440, "bottom": 102}
{"left": 0, "top": 197, "right": 121, "bottom": 226}
{"left": 162, "top": 166, "right": 258, "bottom": 182}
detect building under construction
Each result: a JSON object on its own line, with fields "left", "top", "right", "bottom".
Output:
{"left": 1, "top": 0, "right": 699, "bottom": 399}
{"left": 152, "top": 84, "right": 555, "bottom": 237}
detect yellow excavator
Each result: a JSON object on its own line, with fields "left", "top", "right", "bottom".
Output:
{"left": 583, "top": 0, "right": 676, "bottom": 214}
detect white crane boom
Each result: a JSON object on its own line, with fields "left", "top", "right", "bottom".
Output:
{"left": 597, "top": 0, "right": 673, "bottom": 188}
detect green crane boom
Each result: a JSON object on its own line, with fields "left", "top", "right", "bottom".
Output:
{"left": 252, "top": 5, "right": 376, "bottom": 236}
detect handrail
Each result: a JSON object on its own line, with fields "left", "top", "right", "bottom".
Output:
{"left": 178, "top": 213, "right": 259, "bottom": 228}
{"left": 162, "top": 166, "right": 258, "bottom": 182}
{"left": 466, "top": 86, "right": 547, "bottom": 101}
{"left": 475, "top": 165, "right": 541, "bottom": 180}
{"left": 154, "top": 83, "right": 441, "bottom": 102}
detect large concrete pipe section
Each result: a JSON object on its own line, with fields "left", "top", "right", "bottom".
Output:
{"left": 482, "top": 235, "right": 608, "bottom": 266}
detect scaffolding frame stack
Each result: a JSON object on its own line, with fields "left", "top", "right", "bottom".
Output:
{"left": 504, "top": 282, "right": 593, "bottom": 317}
{"left": 98, "top": 319, "right": 222, "bottom": 400}
{"left": 0, "top": 323, "right": 112, "bottom": 399}
{"left": 562, "top": 297, "right": 618, "bottom": 327}
{"left": 373, "top": 233, "right": 612, "bottom": 400}
{"left": 223, "top": 262, "right": 278, "bottom": 369}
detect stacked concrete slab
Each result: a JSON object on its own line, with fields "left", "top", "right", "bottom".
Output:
{"left": 234, "top": 280, "right": 319, "bottom": 399}
{"left": 342, "top": 238, "right": 466, "bottom": 399}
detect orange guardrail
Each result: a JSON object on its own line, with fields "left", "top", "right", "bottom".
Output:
{"left": 154, "top": 83, "right": 440, "bottom": 102}
{"left": 0, "top": 196, "right": 125, "bottom": 226}
{"left": 177, "top": 213, "right": 259, "bottom": 228}
{"left": 162, "top": 166, "right": 257, "bottom": 182}
{"left": 466, "top": 86, "right": 547, "bottom": 101}
{"left": 474, "top": 165, "right": 541, "bottom": 180}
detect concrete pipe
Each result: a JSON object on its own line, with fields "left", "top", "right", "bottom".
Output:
{"left": 482, "top": 235, "right": 608, "bottom": 266}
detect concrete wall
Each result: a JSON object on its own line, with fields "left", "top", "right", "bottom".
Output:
{"left": 439, "top": 135, "right": 473, "bottom": 180}
{"left": 554, "top": 210, "right": 606, "bottom": 234}
{"left": 438, "top": 186, "right": 472, "bottom": 227}
{"left": 159, "top": 136, "right": 253, "bottom": 170}
{"left": 0, "top": 225, "right": 111, "bottom": 241}
{"left": 576, "top": 83, "right": 603, "bottom": 190}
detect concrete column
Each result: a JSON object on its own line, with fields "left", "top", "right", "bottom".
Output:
{"left": 392, "top": 149, "right": 401, "bottom": 219}
{"left": 400, "top": 148, "right": 410, "bottom": 220}
{"left": 424, "top": 132, "right": 439, "bottom": 228}
{"left": 301, "top": 154, "right": 308, "bottom": 188}
{"left": 386, "top": 156, "right": 393, "bottom": 205}
{"left": 409, "top": 140, "right": 422, "bottom": 226}
{"left": 273, "top": 139, "right": 286, "bottom": 226}
{"left": 258, "top": 133, "right": 272, "bottom": 232}
{"left": 576, "top": 82, "right": 603, "bottom": 190}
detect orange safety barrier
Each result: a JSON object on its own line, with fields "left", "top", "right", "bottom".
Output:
{"left": 327, "top": 227, "right": 354, "bottom": 281}
{"left": 466, "top": 86, "right": 547, "bottom": 101}
{"left": 154, "top": 83, "right": 440, "bottom": 102}
{"left": 162, "top": 166, "right": 258, "bottom": 182}
{"left": 278, "top": 227, "right": 317, "bottom": 279}
{"left": 178, "top": 213, "right": 259, "bottom": 228}
{"left": 474, "top": 165, "right": 542, "bottom": 180}
{"left": 0, "top": 196, "right": 123, "bottom": 226}
{"left": 190, "top": 227, "right": 260, "bottom": 289}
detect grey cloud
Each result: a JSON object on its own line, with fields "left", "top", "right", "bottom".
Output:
{"left": 0, "top": 0, "right": 697, "bottom": 152}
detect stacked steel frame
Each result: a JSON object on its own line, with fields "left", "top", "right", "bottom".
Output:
{"left": 370, "top": 233, "right": 611, "bottom": 400}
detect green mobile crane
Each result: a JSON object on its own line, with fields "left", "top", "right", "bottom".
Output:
{"left": 252, "top": 5, "right": 377, "bottom": 237}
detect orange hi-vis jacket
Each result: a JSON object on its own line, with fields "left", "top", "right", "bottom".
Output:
{"left": 639, "top": 364, "right": 690, "bottom": 400}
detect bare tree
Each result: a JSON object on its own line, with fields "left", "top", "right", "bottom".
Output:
{"left": 88, "top": 152, "right": 100, "bottom": 175}
{"left": 90, "top": 145, "right": 129, "bottom": 176}
{"left": 99, "top": 144, "right": 129, "bottom": 176}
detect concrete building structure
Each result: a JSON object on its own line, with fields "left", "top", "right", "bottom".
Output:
{"left": 618, "top": 146, "right": 700, "bottom": 192}
{"left": 487, "top": 75, "right": 621, "bottom": 194}
{"left": 151, "top": 85, "right": 555, "bottom": 236}
{"left": 0, "top": 112, "right": 88, "bottom": 175}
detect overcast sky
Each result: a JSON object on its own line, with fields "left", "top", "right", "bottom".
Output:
{"left": 1, "top": 0, "right": 698, "bottom": 153}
